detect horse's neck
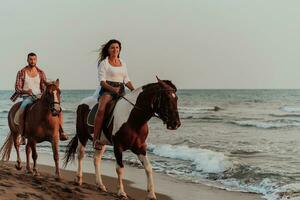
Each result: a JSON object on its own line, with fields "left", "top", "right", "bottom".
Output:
{"left": 35, "top": 98, "right": 51, "bottom": 116}
{"left": 126, "top": 87, "right": 157, "bottom": 128}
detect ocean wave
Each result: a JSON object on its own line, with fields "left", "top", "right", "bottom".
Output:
{"left": 0, "top": 109, "right": 9, "bottom": 114}
{"left": 148, "top": 144, "right": 232, "bottom": 174}
{"left": 230, "top": 149, "right": 262, "bottom": 155}
{"left": 270, "top": 114, "right": 300, "bottom": 118}
{"left": 281, "top": 106, "right": 300, "bottom": 113}
{"left": 179, "top": 106, "right": 222, "bottom": 114}
{"left": 61, "top": 108, "right": 75, "bottom": 113}
{"left": 179, "top": 115, "right": 224, "bottom": 120}
{"left": 221, "top": 164, "right": 300, "bottom": 200}
{"left": 268, "top": 183, "right": 300, "bottom": 200}
{"left": 230, "top": 119, "right": 300, "bottom": 129}
{"left": 221, "top": 178, "right": 300, "bottom": 200}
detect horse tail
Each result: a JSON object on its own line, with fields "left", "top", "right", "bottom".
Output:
{"left": 63, "top": 104, "right": 89, "bottom": 167}
{"left": 0, "top": 131, "right": 14, "bottom": 161}
{"left": 63, "top": 134, "right": 78, "bottom": 168}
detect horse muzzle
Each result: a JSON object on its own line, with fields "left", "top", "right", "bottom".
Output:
{"left": 167, "top": 120, "right": 181, "bottom": 130}
{"left": 51, "top": 108, "right": 61, "bottom": 116}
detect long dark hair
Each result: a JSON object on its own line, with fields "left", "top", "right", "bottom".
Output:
{"left": 98, "top": 39, "right": 122, "bottom": 65}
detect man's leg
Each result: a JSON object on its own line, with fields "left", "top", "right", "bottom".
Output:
{"left": 16, "top": 97, "right": 33, "bottom": 145}
{"left": 58, "top": 112, "right": 68, "bottom": 141}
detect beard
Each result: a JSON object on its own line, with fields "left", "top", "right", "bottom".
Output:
{"left": 28, "top": 63, "right": 36, "bottom": 68}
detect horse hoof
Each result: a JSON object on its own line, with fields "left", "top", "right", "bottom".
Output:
{"left": 74, "top": 180, "right": 82, "bottom": 186}
{"left": 117, "top": 191, "right": 128, "bottom": 199}
{"left": 33, "top": 170, "right": 40, "bottom": 176}
{"left": 55, "top": 176, "right": 61, "bottom": 181}
{"left": 74, "top": 176, "right": 82, "bottom": 186}
{"left": 146, "top": 193, "right": 157, "bottom": 200}
{"left": 15, "top": 164, "right": 22, "bottom": 171}
{"left": 97, "top": 184, "right": 107, "bottom": 192}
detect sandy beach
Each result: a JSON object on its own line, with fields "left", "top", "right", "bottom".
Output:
{"left": 0, "top": 152, "right": 263, "bottom": 200}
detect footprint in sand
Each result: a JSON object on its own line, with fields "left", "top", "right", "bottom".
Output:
{"left": 0, "top": 182, "right": 14, "bottom": 188}
{"left": 16, "top": 192, "right": 44, "bottom": 200}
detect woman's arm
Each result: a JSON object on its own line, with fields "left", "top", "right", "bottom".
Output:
{"left": 125, "top": 81, "right": 134, "bottom": 91}
{"left": 123, "top": 64, "right": 134, "bottom": 91}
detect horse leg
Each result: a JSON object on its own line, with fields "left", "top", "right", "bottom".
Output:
{"left": 94, "top": 144, "right": 107, "bottom": 191}
{"left": 137, "top": 154, "right": 157, "bottom": 200}
{"left": 25, "top": 142, "right": 33, "bottom": 174}
{"left": 31, "top": 142, "right": 40, "bottom": 176}
{"left": 51, "top": 136, "right": 60, "bottom": 180}
{"left": 75, "top": 141, "right": 85, "bottom": 186}
{"left": 13, "top": 133, "right": 22, "bottom": 170}
{"left": 114, "top": 145, "right": 127, "bottom": 198}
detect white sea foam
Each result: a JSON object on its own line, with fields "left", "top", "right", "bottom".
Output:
{"left": 148, "top": 144, "right": 232, "bottom": 174}
{"left": 231, "top": 120, "right": 300, "bottom": 129}
{"left": 281, "top": 106, "right": 300, "bottom": 113}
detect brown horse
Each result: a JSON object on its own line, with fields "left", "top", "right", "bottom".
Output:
{"left": 64, "top": 77, "right": 181, "bottom": 200}
{"left": 0, "top": 79, "right": 62, "bottom": 179}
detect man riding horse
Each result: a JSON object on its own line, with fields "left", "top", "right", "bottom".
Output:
{"left": 11, "top": 52, "right": 68, "bottom": 144}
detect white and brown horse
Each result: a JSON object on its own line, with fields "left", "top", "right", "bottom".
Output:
{"left": 0, "top": 80, "right": 62, "bottom": 179}
{"left": 64, "top": 78, "right": 181, "bottom": 199}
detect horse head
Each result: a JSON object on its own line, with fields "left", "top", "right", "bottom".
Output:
{"left": 42, "top": 79, "right": 62, "bottom": 116}
{"left": 153, "top": 76, "right": 181, "bottom": 130}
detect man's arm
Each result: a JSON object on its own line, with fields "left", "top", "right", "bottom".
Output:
{"left": 39, "top": 70, "right": 47, "bottom": 93}
{"left": 14, "top": 70, "right": 31, "bottom": 95}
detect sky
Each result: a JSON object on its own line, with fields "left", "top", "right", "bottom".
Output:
{"left": 1, "top": 0, "right": 300, "bottom": 90}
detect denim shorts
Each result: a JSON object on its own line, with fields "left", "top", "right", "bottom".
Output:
{"left": 99, "top": 81, "right": 125, "bottom": 99}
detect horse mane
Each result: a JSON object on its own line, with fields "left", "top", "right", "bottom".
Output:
{"left": 142, "top": 80, "right": 177, "bottom": 91}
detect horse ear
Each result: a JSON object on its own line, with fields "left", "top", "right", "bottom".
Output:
{"left": 156, "top": 75, "right": 165, "bottom": 87}
{"left": 55, "top": 79, "right": 60, "bottom": 88}
{"left": 156, "top": 76, "right": 161, "bottom": 82}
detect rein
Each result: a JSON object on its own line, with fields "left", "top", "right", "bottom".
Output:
{"left": 120, "top": 88, "right": 176, "bottom": 120}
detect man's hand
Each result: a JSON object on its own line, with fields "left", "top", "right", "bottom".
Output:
{"left": 26, "top": 89, "right": 33, "bottom": 95}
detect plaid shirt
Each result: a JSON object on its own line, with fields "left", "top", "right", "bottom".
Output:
{"left": 10, "top": 66, "right": 47, "bottom": 102}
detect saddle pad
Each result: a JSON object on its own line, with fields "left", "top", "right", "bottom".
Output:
{"left": 87, "top": 98, "right": 119, "bottom": 128}
{"left": 87, "top": 103, "right": 98, "bottom": 127}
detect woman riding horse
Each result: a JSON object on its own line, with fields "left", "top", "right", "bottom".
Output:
{"left": 93, "top": 39, "right": 135, "bottom": 150}
{"left": 64, "top": 77, "right": 181, "bottom": 199}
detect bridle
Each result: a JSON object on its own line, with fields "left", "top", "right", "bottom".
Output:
{"left": 44, "top": 86, "right": 62, "bottom": 116}
{"left": 120, "top": 88, "right": 177, "bottom": 122}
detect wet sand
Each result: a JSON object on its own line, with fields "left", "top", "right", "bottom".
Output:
{"left": 0, "top": 152, "right": 264, "bottom": 200}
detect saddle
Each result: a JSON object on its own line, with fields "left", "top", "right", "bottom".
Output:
{"left": 87, "top": 97, "right": 119, "bottom": 129}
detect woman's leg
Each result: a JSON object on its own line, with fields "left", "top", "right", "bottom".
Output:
{"left": 93, "top": 94, "right": 112, "bottom": 150}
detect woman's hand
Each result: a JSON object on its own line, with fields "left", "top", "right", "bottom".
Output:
{"left": 112, "top": 87, "right": 121, "bottom": 94}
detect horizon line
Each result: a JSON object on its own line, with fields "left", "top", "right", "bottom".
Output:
{"left": 2, "top": 88, "right": 300, "bottom": 91}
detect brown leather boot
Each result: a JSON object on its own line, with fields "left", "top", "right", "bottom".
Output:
{"left": 93, "top": 110, "right": 105, "bottom": 150}
{"left": 59, "top": 125, "right": 69, "bottom": 141}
